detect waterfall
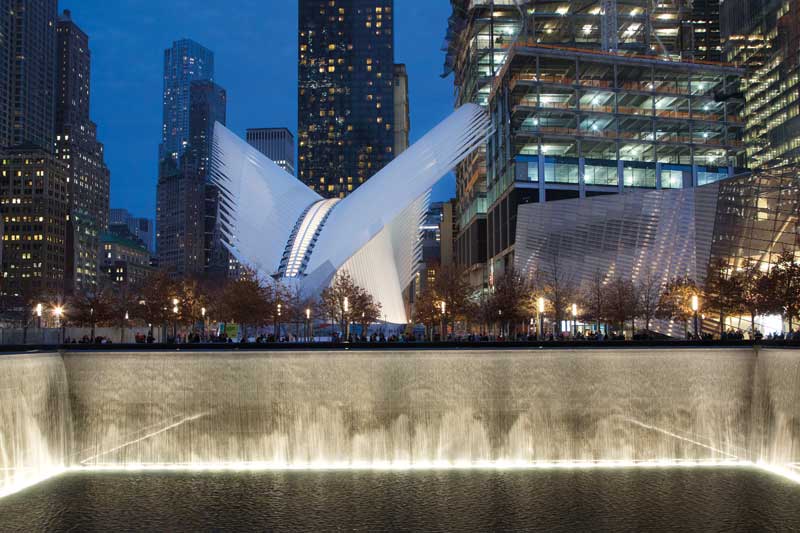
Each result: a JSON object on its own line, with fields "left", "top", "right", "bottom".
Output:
{"left": 0, "top": 346, "right": 798, "bottom": 495}
{"left": 0, "top": 353, "right": 72, "bottom": 496}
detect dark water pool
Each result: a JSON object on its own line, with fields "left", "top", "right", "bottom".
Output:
{"left": 1, "top": 468, "right": 799, "bottom": 532}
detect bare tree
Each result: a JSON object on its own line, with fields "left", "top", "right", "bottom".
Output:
{"left": 762, "top": 249, "right": 800, "bottom": 332}
{"left": 488, "top": 267, "right": 532, "bottom": 337}
{"left": 657, "top": 276, "right": 698, "bottom": 338}
{"left": 732, "top": 258, "right": 768, "bottom": 335}
{"left": 605, "top": 277, "right": 638, "bottom": 338}
{"left": 704, "top": 257, "right": 742, "bottom": 336}
{"left": 412, "top": 285, "right": 440, "bottom": 340}
{"left": 539, "top": 253, "right": 577, "bottom": 335}
{"left": 636, "top": 267, "right": 663, "bottom": 336}
{"left": 581, "top": 270, "right": 607, "bottom": 333}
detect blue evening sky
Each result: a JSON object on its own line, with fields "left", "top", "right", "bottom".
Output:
{"left": 59, "top": 0, "right": 456, "bottom": 220}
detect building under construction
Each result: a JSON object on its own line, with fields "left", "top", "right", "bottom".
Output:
{"left": 444, "top": 0, "right": 742, "bottom": 284}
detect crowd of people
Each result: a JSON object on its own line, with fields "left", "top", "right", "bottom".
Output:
{"left": 66, "top": 326, "right": 800, "bottom": 345}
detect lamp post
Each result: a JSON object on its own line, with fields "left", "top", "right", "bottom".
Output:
{"left": 343, "top": 296, "right": 349, "bottom": 342}
{"left": 276, "top": 303, "right": 282, "bottom": 342}
{"left": 53, "top": 305, "right": 64, "bottom": 344}
{"left": 440, "top": 300, "right": 446, "bottom": 341}
{"left": 538, "top": 297, "right": 545, "bottom": 340}
{"left": 691, "top": 294, "right": 699, "bottom": 339}
{"left": 35, "top": 303, "right": 42, "bottom": 329}
{"left": 90, "top": 306, "right": 95, "bottom": 341}
{"left": 122, "top": 310, "right": 129, "bottom": 343}
{"left": 305, "top": 307, "right": 311, "bottom": 342}
{"left": 571, "top": 303, "right": 578, "bottom": 338}
{"left": 498, "top": 309, "right": 503, "bottom": 338}
{"left": 172, "top": 298, "right": 179, "bottom": 342}
{"left": 529, "top": 317, "right": 534, "bottom": 337}
{"left": 201, "top": 307, "right": 207, "bottom": 341}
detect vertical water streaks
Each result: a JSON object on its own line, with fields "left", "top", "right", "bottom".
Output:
{"left": 0, "top": 353, "right": 72, "bottom": 497}
{"left": 63, "top": 348, "right": 769, "bottom": 467}
{"left": 0, "top": 346, "right": 798, "bottom": 495}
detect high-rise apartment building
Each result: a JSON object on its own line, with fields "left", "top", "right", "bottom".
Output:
{"left": 246, "top": 128, "right": 295, "bottom": 175}
{"left": 0, "top": 0, "right": 68, "bottom": 308}
{"left": 55, "top": 9, "right": 110, "bottom": 294}
{"left": 298, "top": 0, "right": 395, "bottom": 198}
{"left": 0, "top": 0, "right": 58, "bottom": 150}
{"left": 444, "top": 0, "right": 744, "bottom": 284}
{"left": 0, "top": 146, "right": 68, "bottom": 299}
{"left": 156, "top": 39, "right": 226, "bottom": 276}
{"left": 159, "top": 39, "right": 214, "bottom": 164}
{"left": 392, "top": 63, "right": 409, "bottom": 155}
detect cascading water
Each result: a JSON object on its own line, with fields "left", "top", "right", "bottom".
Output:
{"left": 0, "top": 353, "right": 72, "bottom": 496}
{"left": 0, "top": 346, "right": 798, "bottom": 496}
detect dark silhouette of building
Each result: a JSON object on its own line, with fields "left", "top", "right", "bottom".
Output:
{"left": 156, "top": 40, "right": 226, "bottom": 276}
{"left": 0, "top": 0, "right": 58, "bottom": 150}
{"left": 298, "top": 0, "right": 395, "bottom": 198}
{"left": 0, "top": 1, "right": 68, "bottom": 308}
{"left": 110, "top": 208, "right": 154, "bottom": 253}
{"left": 55, "top": 9, "right": 110, "bottom": 294}
{"left": 246, "top": 128, "right": 295, "bottom": 175}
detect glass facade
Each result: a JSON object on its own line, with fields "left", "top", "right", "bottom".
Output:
{"left": 159, "top": 39, "right": 214, "bottom": 163}
{"left": 298, "top": 0, "right": 395, "bottom": 198}
{"left": 444, "top": 0, "right": 738, "bottom": 285}
{"left": 483, "top": 45, "right": 745, "bottom": 270}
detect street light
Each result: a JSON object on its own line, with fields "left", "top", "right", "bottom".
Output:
{"left": 440, "top": 301, "right": 446, "bottom": 341}
{"left": 343, "top": 297, "right": 349, "bottom": 341}
{"left": 691, "top": 294, "right": 700, "bottom": 339}
{"left": 35, "top": 303, "right": 43, "bottom": 331}
{"left": 53, "top": 305, "right": 64, "bottom": 344}
{"left": 537, "top": 297, "right": 545, "bottom": 341}
{"left": 172, "top": 299, "right": 179, "bottom": 342}
{"left": 571, "top": 303, "right": 578, "bottom": 337}
{"left": 276, "top": 303, "right": 282, "bottom": 342}
{"left": 122, "top": 310, "right": 129, "bottom": 343}
{"left": 305, "top": 307, "right": 311, "bottom": 342}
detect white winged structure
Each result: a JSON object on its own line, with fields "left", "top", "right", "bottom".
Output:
{"left": 209, "top": 103, "right": 491, "bottom": 323}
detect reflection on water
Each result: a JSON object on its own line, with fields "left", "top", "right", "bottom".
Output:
{"left": 1, "top": 469, "right": 799, "bottom": 531}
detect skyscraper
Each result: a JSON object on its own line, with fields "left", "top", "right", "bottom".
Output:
{"left": 246, "top": 128, "right": 295, "bottom": 175}
{"left": 55, "top": 9, "right": 110, "bottom": 294}
{"left": 156, "top": 80, "right": 226, "bottom": 275}
{"left": 156, "top": 40, "right": 224, "bottom": 276}
{"left": 159, "top": 39, "right": 214, "bottom": 164}
{"left": 722, "top": 0, "right": 800, "bottom": 169}
{"left": 0, "top": 0, "right": 67, "bottom": 306}
{"left": 0, "top": 0, "right": 58, "bottom": 150}
{"left": 298, "top": 0, "right": 395, "bottom": 198}
{"left": 392, "top": 63, "right": 409, "bottom": 156}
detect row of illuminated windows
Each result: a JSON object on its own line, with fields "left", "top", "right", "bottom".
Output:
{"left": 520, "top": 157, "right": 728, "bottom": 187}
{"left": 3, "top": 234, "right": 44, "bottom": 241}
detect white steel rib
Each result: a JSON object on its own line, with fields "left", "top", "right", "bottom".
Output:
{"left": 281, "top": 198, "right": 339, "bottom": 277}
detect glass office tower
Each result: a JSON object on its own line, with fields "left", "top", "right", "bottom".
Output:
{"left": 298, "top": 0, "right": 395, "bottom": 198}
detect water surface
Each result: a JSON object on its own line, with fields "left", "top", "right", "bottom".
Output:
{"left": 1, "top": 468, "right": 799, "bottom": 532}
